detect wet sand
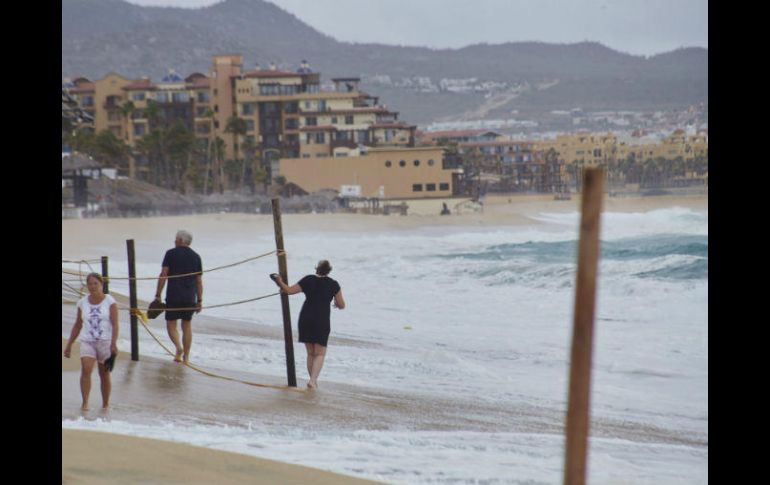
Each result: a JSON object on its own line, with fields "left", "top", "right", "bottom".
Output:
{"left": 63, "top": 429, "right": 385, "bottom": 485}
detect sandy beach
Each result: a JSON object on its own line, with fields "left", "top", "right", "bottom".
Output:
{"left": 62, "top": 193, "right": 707, "bottom": 258}
{"left": 62, "top": 193, "right": 707, "bottom": 483}
{"left": 63, "top": 429, "right": 385, "bottom": 485}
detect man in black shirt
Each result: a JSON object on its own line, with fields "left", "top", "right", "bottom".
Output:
{"left": 154, "top": 230, "right": 203, "bottom": 363}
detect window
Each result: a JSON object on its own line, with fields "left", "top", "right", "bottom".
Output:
{"left": 305, "top": 117, "right": 317, "bottom": 126}
{"left": 284, "top": 118, "right": 298, "bottom": 130}
{"left": 133, "top": 123, "right": 146, "bottom": 136}
{"left": 385, "top": 160, "right": 392, "bottom": 167}
{"left": 131, "top": 92, "right": 145, "bottom": 101}
{"left": 171, "top": 92, "right": 189, "bottom": 103}
{"left": 155, "top": 92, "right": 169, "bottom": 103}
{"left": 413, "top": 160, "right": 420, "bottom": 167}
{"left": 242, "top": 103, "right": 255, "bottom": 115}
{"left": 345, "top": 115, "right": 354, "bottom": 125}
{"left": 426, "top": 183, "right": 436, "bottom": 191}
{"left": 246, "top": 120, "right": 255, "bottom": 131}
{"left": 412, "top": 184, "right": 423, "bottom": 192}
{"left": 427, "top": 159, "right": 435, "bottom": 166}
{"left": 197, "top": 91, "right": 209, "bottom": 103}
{"left": 331, "top": 117, "right": 338, "bottom": 124}
{"left": 304, "top": 101, "right": 312, "bottom": 110}
{"left": 196, "top": 123, "right": 210, "bottom": 135}
{"left": 439, "top": 183, "right": 449, "bottom": 191}
{"left": 284, "top": 102, "right": 298, "bottom": 113}
{"left": 80, "top": 96, "right": 94, "bottom": 107}
{"left": 107, "top": 111, "right": 121, "bottom": 122}
{"left": 399, "top": 160, "right": 406, "bottom": 167}
{"left": 318, "top": 100, "right": 327, "bottom": 111}
{"left": 302, "top": 153, "right": 311, "bottom": 158}
{"left": 260, "top": 84, "right": 280, "bottom": 96}
{"left": 314, "top": 132, "right": 325, "bottom": 144}
{"left": 262, "top": 102, "right": 279, "bottom": 114}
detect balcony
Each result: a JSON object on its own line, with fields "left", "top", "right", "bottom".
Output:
{"left": 331, "top": 140, "right": 358, "bottom": 150}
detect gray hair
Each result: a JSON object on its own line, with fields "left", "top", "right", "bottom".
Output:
{"left": 176, "top": 230, "right": 193, "bottom": 245}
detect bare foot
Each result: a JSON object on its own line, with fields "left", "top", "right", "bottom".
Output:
{"left": 307, "top": 380, "right": 317, "bottom": 389}
{"left": 174, "top": 349, "right": 183, "bottom": 362}
{"left": 80, "top": 405, "right": 89, "bottom": 411}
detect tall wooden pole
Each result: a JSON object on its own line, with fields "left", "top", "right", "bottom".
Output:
{"left": 272, "top": 198, "right": 297, "bottom": 387}
{"left": 564, "top": 167, "right": 604, "bottom": 485}
{"left": 126, "top": 239, "right": 139, "bottom": 361}
{"left": 101, "top": 256, "right": 109, "bottom": 294}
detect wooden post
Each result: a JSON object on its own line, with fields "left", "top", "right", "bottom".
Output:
{"left": 101, "top": 256, "right": 109, "bottom": 294}
{"left": 126, "top": 239, "right": 139, "bottom": 361}
{"left": 563, "top": 167, "right": 604, "bottom": 485}
{"left": 272, "top": 198, "right": 297, "bottom": 387}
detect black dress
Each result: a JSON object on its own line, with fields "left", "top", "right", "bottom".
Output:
{"left": 297, "top": 275, "right": 341, "bottom": 347}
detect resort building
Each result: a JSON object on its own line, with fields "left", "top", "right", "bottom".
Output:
{"left": 62, "top": 54, "right": 453, "bottom": 198}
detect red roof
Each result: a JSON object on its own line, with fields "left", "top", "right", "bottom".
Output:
{"left": 122, "top": 79, "right": 157, "bottom": 91}
{"left": 188, "top": 78, "right": 211, "bottom": 88}
{"left": 243, "top": 70, "right": 302, "bottom": 78}
{"left": 68, "top": 83, "right": 95, "bottom": 93}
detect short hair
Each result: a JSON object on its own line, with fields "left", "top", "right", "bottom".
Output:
{"left": 315, "top": 260, "right": 332, "bottom": 276}
{"left": 176, "top": 230, "right": 193, "bottom": 245}
{"left": 86, "top": 272, "right": 104, "bottom": 285}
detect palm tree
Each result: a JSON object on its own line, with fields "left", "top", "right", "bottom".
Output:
{"left": 119, "top": 101, "right": 136, "bottom": 177}
{"left": 224, "top": 116, "right": 248, "bottom": 191}
{"left": 241, "top": 136, "right": 258, "bottom": 193}
{"left": 93, "top": 130, "right": 130, "bottom": 174}
{"left": 164, "top": 121, "right": 196, "bottom": 192}
{"left": 202, "top": 108, "right": 215, "bottom": 195}
{"left": 212, "top": 136, "right": 226, "bottom": 194}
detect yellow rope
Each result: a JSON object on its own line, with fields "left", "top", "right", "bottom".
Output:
{"left": 131, "top": 309, "right": 303, "bottom": 392}
{"left": 114, "top": 292, "right": 280, "bottom": 313}
{"left": 105, "top": 249, "right": 285, "bottom": 281}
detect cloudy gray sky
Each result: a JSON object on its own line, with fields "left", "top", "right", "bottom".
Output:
{"left": 125, "top": 0, "right": 707, "bottom": 56}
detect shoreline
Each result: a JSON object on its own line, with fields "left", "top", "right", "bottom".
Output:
{"left": 62, "top": 193, "right": 707, "bottom": 258}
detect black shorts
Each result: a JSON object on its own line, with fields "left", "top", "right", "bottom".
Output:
{"left": 165, "top": 301, "right": 195, "bottom": 321}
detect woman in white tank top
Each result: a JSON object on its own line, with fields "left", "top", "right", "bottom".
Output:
{"left": 64, "top": 273, "right": 119, "bottom": 411}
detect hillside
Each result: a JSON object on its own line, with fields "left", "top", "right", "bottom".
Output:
{"left": 62, "top": 0, "right": 708, "bottom": 124}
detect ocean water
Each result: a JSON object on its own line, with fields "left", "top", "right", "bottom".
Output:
{"left": 62, "top": 207, "right": 708, "bottom": 484}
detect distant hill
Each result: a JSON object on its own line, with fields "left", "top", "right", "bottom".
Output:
{"left": 62, "top": 0, "right": 708, "bottom": 125}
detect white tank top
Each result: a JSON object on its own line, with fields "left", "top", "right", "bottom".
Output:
{"left": 77, "top": 294, "right": 116, "bottom": 342}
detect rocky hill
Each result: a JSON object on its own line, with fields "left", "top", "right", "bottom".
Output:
{"left": 62, "top": 0, "right": 708, "bottom": 124}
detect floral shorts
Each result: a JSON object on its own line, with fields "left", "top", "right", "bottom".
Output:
{"left": 80, "top": 340, "right": 111, "bottom": 363}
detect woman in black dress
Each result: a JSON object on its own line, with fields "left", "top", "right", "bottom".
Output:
{"left": 272, "top": 260, "right": 345, "bottom": 389}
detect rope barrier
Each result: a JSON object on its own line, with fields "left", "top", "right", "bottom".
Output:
{"left": 63, "top": 250, "right": 299, "bottom": 392}
{"left": 104, "top": 249, "right": 286, "bottom": 281}
{"left": 131, "top": 308, "right": 303, "bottom": 392}
{"left": 112, "top": 291, "right": 280, "bottom": 313}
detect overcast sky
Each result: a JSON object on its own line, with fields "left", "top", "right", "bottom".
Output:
{"left": 125, "top": 0, "right": 707, "bottom": 56}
